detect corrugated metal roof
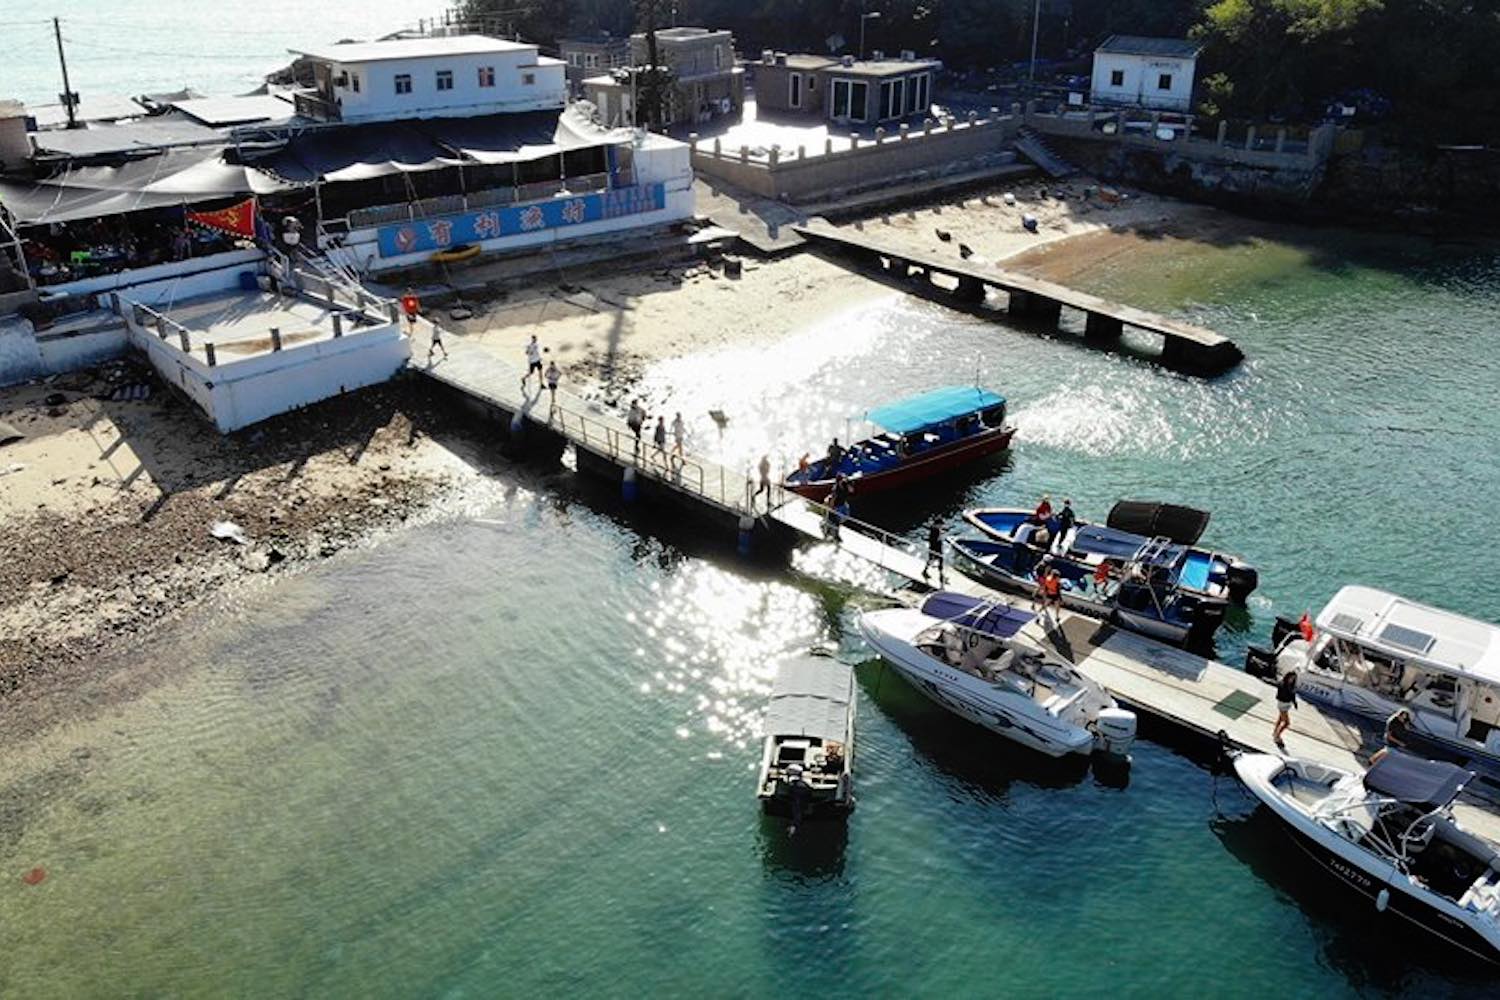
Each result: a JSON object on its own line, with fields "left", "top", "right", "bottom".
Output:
{"left": 1095, "top": 35, "right": 1203, "bottom": 59}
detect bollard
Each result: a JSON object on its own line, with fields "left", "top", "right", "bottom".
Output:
{"left": 899, "top": 123, "right": 910, "bottom": 141}
{"left": 850, "top": 132, "right": 860, "bottom": 149}
{"left": 797, "top": 144, "right": 805, "bottom": 160}
{"left": 178, "top": 328, "right": 190, "bottom": 352}
{"left": 874, "top": 127, "right": 885, "bottom": 144}
{"left": 768, "top": 146, "right": 779, "bottom": 166}
{"left": 737, "top": 514, "right": 754, "bottom": 556}
{"left": 155, "top": 316, "right": 166, "bottom": 338}
{"left": 739, "top": 144, "right": 749, "bottom": 164}
{"left": 824, "top": 137, "right": 833, "bottom": 155}
{"left": 205, "top": 342, "right": 217, "bottom": 366}
{"left": 332, "top": 313, "right": 344, "bottom": 337}
{"left": 270, "top": 326, "right": 282, "bottom": 352}
{"left": 712, "top": 137, "right": 721, "bottom": 158}
{"left": 621, "top": 464, "right": 637, "bottom": 503}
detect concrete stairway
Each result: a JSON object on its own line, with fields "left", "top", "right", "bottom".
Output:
{"left": 1014, "top": 128, "right": 1080, "bottom": 179}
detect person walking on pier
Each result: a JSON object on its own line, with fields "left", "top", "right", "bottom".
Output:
{"left": 671, "top": 412, "right": 685, "bottom": 462}
{"left": 1272, "top": 669, "right": 1299, "bottom": 749}
{"left": 627, "top": 400, "right": 645, "bottom": 454}
{"left": 922, "top": 520, "right": 945, "bottom": 586}
{"left": 754, "top": 453, "right": 773, "bottom": 508}
{"left": 544, "top": 360, "right": 561, "bottom": 413}
{"left": 426, "top": 320, "right": 449, "bottom": 365}
{"left": 652, "top": 416, "right": 668, "bottom": 466}
{"left": 522, "top": 334, "right": 543, "bottom": 390}
{"left": 1035, "top": 559, "right": 1063, "bottom": 621}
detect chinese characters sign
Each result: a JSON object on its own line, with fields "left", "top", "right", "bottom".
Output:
{"left": 376, "top": 184, "right": 667, "bottom": 258}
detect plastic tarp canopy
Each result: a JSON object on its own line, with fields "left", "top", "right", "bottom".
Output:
{"left": 28, "top": 114, "right": 228, "bottom": 159}
{"left": 763, "top": 654, "right": 852, "bottom": 740}
{"left": 0, "top": 149, "right": 289, "bottom": 225}
{"left": 1107, "top": 501, "right": 1210, "bottom": 546}
{"left": 1362, "top": 750, "right": 1472, "bottom": 811}
{"left": 248, "top": 112, "right": 601, "bottom": 183}
{"left": 920, "top": 592, "right": 1035, "bottom": 639}
{"left": 866, "top": 385, "right": 1006, "bottom": 435}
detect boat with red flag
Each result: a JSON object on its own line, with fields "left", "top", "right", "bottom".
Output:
{"left": 782, "top": 385, "right": 1015, "bottom": 500}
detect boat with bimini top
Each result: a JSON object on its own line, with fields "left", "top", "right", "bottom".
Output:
{"left": 857, "top": 592, "right": 1136, "bottom": 759}
{"left": 756, "top": 649, "right": 856, "bottom": 827}
{"left": 955, "top": 500, "right": 1258, "bottom": 647}
{"left": 1246, "top": 586, "right": 1500, "bottom": 772}
{"left": 783, "top": 385, "right": 1014, "bottom": 500}
{"left": 1232, "top": 748, "right": 1500, "bottom": 964}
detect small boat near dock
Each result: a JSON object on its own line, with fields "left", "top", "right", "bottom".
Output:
{"left": 756, "top": 650, "right": 856, "bottom": 827}
{"left": 857, "top": 592, "right": 1136, "bottom": 760}
{"left": 957, "top": 500, "right": 1258, "bottom": 646}
{"left": 1232, "top": 748, "right": 1500, "bottom": 963}
{"left": 1245, "top": 586, "right": 1500, "bottom": 772}
{"left": 783, "top": 385, "right": 1014, "bottom": 500}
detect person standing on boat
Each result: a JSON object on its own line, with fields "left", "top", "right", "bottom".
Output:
{"left": 1272, "top": 669, "right": 1299, "bottom": 748}
{"left": 1384, "top": 708, "right": 1414, "bottom": 750}
{"left": 544, "top": 360, "right": 561, "bottom": 412}
{"left": 827, "top": 439, "right": 845, "bottom": 476}
{"left": 754, "top": 453, "right": 773, "bottom": 508}
{"left": 922, "top": 520, "right": 945, "bottom": 586}
{"left": 1034, "top": 494, "right": 1053, "bottom": 521}
{"left": 1055, "top": 499, "right": 1076, "bottom": 553}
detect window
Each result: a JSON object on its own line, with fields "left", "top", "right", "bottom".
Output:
{"left": 478, "top": 66, "right": 495, "bottom": 87}
{"left": 1158, "top": 73, "right": 1172, "bottom": 90}
{"left": 714, "top": 45, "right": 723, "bottom": 70}
{"left": 909, "top": 73, "right": 927, "bottom": 114}
{"left": 1110, "top": 69, "right": 1124, "bottom": 87}
{"left": 350, "top": 73, "right": 361, "bottom": 94}
{"left": 880, "top": 78, "right": 904, "bottom": 119}
{"left": 808, "top": 75, "right": 816, "bottom": 91}
{"left": 436, "top": 69, "right": 453, "bottom": 91}
{"left": 568, "top": 52, "right": 582, "bottom": 67}
{"left": 586, "top": 52, "right": 599, "bottom": 68}
{"left": 522, "top": 72, "right": 536, "bottom": 85}
{"left": 789, "top": 72, "right": 802, "bottom": 108}
{"left": 394, "top": 73, "right": 412, "bottom": 95}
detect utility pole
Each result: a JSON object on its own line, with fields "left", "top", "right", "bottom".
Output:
{"left": 53, "top": 16, "right": 78, "bottom": 129}
{"left": 1027, "top": 0, "right": 1042, "bottom": 93}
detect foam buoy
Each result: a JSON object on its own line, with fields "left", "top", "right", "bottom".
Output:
{"left": 21, "top": 867, "right": 45, "bottom": 886}
{"left": 622, "top": 465, "right": 638, "bottom": 503}
{"left": 737, "top": 514, "right": 754, "bottom": 556}
{"left": 1376, "top": 888, "right": 1389, "bottom": 912}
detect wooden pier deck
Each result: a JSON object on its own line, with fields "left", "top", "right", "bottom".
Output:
{"left": 795, "top": 222, "right": 1243, "bottom": 375}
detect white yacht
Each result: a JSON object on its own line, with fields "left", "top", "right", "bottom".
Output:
{"left": 1245, "top": 586, "right": 1500, "bottom": 767}
{"left": 857, "top": 592, "right": 1136, "bottom": 759}
{"left": 1234, "top": 749, "right": 1500, "bottom": 963}
{"left": 756, "top": 650, "right": 855, "bottom": 827}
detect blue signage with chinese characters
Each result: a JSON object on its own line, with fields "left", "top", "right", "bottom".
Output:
{"left": 375, "top": 183, "right": 667, "bottom": 258}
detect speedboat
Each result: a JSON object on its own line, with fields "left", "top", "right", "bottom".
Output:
{"left": 958, "top": 500, "right": 1257, "bottom": 646}
{"left": 1233, "top": 749, "right": 1500, "bottom": 963}
{"left": 857, "top": 592, "right": 1136, "bottom": 759}
{"left": 1246, "top": 586, "right": 1500, "bottom": 771}
{"left": 756, "top": 650, "right": 855, "bottom": 827}
{"left": 783, "top": 385, "right": 1014, "bottom": 500}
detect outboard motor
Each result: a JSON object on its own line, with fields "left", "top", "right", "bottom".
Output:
{"left": 1094, "top": 708, "right": 1137, "bottom": 757}
{"left": 1225, "top": 558, "right": 1259, "bottom": 604}
{"left": 1244, "top": 614, "right": 1303, "bottom": 682}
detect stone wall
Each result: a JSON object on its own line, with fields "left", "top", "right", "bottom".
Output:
{"left": 691, "top": 113, "right": 1019, "bottom": 203}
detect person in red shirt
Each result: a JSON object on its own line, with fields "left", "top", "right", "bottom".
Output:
{"left": 1035, "top": 559, "right": 1063, "bottom": 617}
{"left": 1034, "top": 493, "right": 1053, "bottom": 521}
{"left": 400, "top": 289, "right": 420, "bottom": 333}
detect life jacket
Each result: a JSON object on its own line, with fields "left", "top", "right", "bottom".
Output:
{"left": 1041, "top": 572, "right": 1061, "bottom": 597}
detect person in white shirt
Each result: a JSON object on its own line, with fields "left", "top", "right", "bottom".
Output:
{"left": 671, "top": 412, "right": 685, "bottom": 461}
{"left": 522, "top": 335, "right": 543, "bottom": 389}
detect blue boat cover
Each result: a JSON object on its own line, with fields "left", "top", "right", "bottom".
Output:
{"left": 1069, "top": 524, "right": 1150, "bottom": 560}
{"left": 1363, "top": 750, "right": 1472, "bottom": 810}
{"left": 920, "top": 592, "right": 1035, "bottom": 638}
{"left": 867, "top": 386, "right": 1005, "bottom": 435}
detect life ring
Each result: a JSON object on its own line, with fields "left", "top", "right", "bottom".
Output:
{"left": 432, "top": 244, "right": 481, "bottom": 263}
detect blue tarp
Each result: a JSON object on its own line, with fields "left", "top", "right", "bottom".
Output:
{"left": 920, "top": 592, "right": 1034, "bottom": 639}
{"left": 1363, "top": 750, "right": 1472, "bottom": 811}
{"left": 867, "top": 385, "right": 1004, "bottom": 435}
{"left": 1069, "top": 524, "right": 1149, "bottom": 560}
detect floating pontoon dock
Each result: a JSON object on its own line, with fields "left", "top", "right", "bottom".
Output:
{"left": 795, "top": 222, "right": 1243, "bottom": 376}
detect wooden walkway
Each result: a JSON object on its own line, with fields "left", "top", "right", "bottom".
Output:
{"left": 795, "top": 222, "right": 1243, "bottom": 375}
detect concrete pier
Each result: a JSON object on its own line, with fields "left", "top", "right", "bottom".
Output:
{"left": 795, "top": 223, "right": 1243, "bottom": 376}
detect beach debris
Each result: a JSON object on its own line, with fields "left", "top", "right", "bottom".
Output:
{"left": 1002, "top": 192, "right": 1017, "bottom": 206}
{"left": 0, "top": 421, "right": 22, "bottom": 446}
{"left": 723, "top": 256, "right": 743, "bottom": 278}
{"left": 958, "top": 243, "right": 974, "bottom": 259}
{"left": 1022, "top": 214, "right": 1039, "bottom": 234}
{"left": 109, "top": 383, "right": 151, "bottom": 402}
{"left": 935, "top": 228, "right": 952, "bottom": 242}
{"left": 43, "top": 392, "right": 67, "bottom": 407}
{"left": 21, "top": 867, "right": 46, "bottom": 886}
{"left": 447, "top": 305, "right": 474, "bottom": 320}
{"left": 209, "top": 520, "right": 248, "bottom": 545}
{"left": 0, "top": 462, "right": 25, "bottom": 477}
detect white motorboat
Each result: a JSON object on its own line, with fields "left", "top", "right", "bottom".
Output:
{"left": 1246, "top": 586, "right": 1500, "bottom": 769}
{"left": 1233, "top": 749, "right": 1500, "bottom": 963}
{"left": 756, "top": 650, "right": 855, "bottom": 826}
{"left": 857, "top": 592, "right": 1136, "bottom": 759}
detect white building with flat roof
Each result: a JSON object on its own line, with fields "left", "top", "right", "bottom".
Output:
{"left": 288, "top": 35, "right": 566, "bottom": 123}
{"left": 1090, "top": 35, "right": 1202, "bottom": 113}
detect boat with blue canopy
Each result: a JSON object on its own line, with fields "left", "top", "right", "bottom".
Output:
{"left": 783, "top": 385, "right": 1015, "bottom": 500}
{"left": 952, "top": 500, "right": 1258, "bottom": 647}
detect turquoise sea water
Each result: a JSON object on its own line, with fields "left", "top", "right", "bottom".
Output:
{"left": 4, "top": 226, "right": 1500, "bottom": 996}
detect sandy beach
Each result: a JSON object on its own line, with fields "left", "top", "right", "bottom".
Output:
{"left": 0, "top": 173, "right": 1216, "bottom": 720}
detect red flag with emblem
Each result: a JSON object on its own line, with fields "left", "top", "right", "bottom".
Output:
{"left": 187, "top": 198, "right": 258, "bottom": 240}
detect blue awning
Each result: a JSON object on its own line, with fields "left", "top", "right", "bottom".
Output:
{"left": 1363, "top": 750, "right": 1472, "bottom": 811}
{"left": 920, "top": 592, "right": 1034, "bottom": 639}
{"left": 867, "top": 385, "right": 1004, "bottom": 435}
